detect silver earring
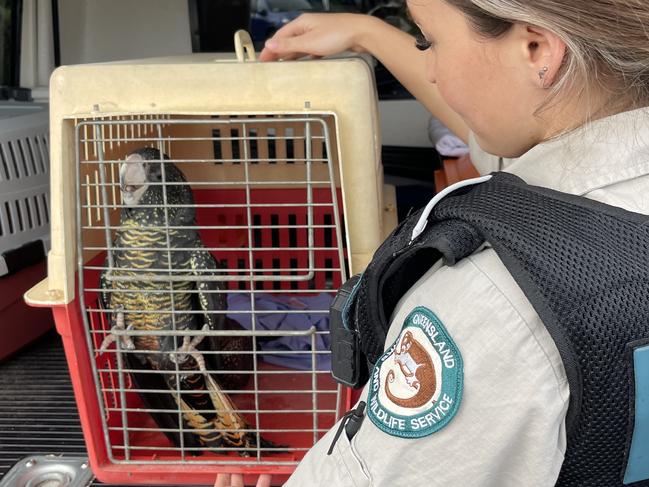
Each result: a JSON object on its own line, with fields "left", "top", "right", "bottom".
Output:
{"left": 538, "top": 66, "right": 549, "bottom": 80}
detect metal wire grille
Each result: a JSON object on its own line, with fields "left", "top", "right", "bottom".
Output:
{"left": 75, "top": 114, "right": 348, "bottom": 466}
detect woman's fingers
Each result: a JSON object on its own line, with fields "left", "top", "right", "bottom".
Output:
{"left": 213, "top": 473, "right": 243, "bottom": 487}
{"left": 259, "top": 15, "right": 311, "bottom": 61}
{"left": 260, "top": 47, "right": 311, "bottom": 62}
{"left": 214, "top": 473, "right": 272, "bottom": 487}
{"left": 259, "top": 13, "right": 362, "bottom": 62}
{"left": 230, "top": 474, "right": 245, "bottom": 487}
{"left": 214, "top": 473, "right": 231, "bottom": 487}
{"left": 259, "top": 36, "right": 310, "bottom": 62}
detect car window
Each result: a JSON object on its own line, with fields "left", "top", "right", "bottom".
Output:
{"left": 266, "top": 0, "right": 313, "bottom": 12}
{"left": 250, "top": 0, "right": 364, "bottom": 48}
{"left": 309, "top": 0, "right": 360, "bottom": 12}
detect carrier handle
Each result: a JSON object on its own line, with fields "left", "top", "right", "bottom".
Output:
{"left": 234, "top": 30, "right": 257, "bottom": 63}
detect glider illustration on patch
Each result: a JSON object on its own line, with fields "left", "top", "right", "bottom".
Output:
{"left": 368, "top": 307, "right": 464, "bottom": 438}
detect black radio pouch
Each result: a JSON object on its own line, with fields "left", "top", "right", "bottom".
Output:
{"left": 329, "top": 274, "right": 369, "bottom": 388}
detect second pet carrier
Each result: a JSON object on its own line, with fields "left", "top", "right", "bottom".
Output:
{"left": 1, "top": 102, "right": 53, "bottom": 360}
{"left": 26, "top": 33, "right": 396, "bottom": 485}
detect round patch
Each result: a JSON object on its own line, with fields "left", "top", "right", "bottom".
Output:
{"left": 367, "top": 306, "right": 464, "bottom": 438}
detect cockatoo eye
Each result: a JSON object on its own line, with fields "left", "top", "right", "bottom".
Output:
{"left": 146, "top": 163, "right": 164, "bottom": 182}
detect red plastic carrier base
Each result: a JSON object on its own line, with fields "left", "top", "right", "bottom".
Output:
{"left": 35, "top": 188, "right": 354, "bottom": 485}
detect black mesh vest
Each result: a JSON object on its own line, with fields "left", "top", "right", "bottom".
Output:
{"left": 349, "top": 172, "right": 649, "bottom": 486}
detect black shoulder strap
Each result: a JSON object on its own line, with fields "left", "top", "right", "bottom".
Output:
{"left": 354, "top": 211, "right": 484, "bottom": 364}
{"left": 350, "top": 172, "right": 649, "bottom": 433}
{"left": 343, "top": 171, "right": 649, "bottom": 485}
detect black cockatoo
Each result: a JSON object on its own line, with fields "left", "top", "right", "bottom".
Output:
{"left": 99, "top": 147, "right": 269, "bottom": 455}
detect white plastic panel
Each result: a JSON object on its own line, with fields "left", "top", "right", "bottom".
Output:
{"left": 0, "top": 102, "right": 50, "bottom": 275}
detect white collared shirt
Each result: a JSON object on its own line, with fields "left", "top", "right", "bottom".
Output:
{"left": 470, "top": 107, "right": 649, "bottom": 209}
{"left": 286, "top": 107, "right": 649, "bottom": 487}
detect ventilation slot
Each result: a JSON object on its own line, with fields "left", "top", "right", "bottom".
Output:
{"left": 24, "top": 138, "right": 39, "bottom": 175}
{"left": 0, "top": 143, "right": 9, "bottom": 181}
{"left": 231, "top": 128, "right": 241, "bottom": 162}
{"left": 324, "top": 214, "right": 333, "bottom": 247}
{"left": 267, "top": 128, "right": 277, "bottom": 161}
{"left": 33, "top": 136, "right": 46, "bottom": 173}
{"left": 5, "top": 142, "right": 19, "bottom": 179}
{"left": 249, "top": 129, "right": 258, "bottom": 161}
{"left": 24, "top": 197, "right": 34, "bottom": 229}
{"left": 14, "top": 200, "right": 24, "bottom": 232}
{"left": 253, "top": 214, "right": 262, "bottom": 248}
{"left": 4, "top": 202, "right": 14, "bottom": 234}
{"left": 288, "top": 214, "right": 297, "bottom": 247}
{"left": 41, "top": 194, "right": 50, "bottom": 223}
{"left": 16, "top": 139, "right": 31, "bottom": 177}
{"left": 213, "top": 128, "right": 222, "bottom": 162}
{"left": 285, "top": 127, "right": 295, "bottom": 163}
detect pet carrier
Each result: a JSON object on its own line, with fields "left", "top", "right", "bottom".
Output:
{"left": 25, "top": 32, "right": 396, "bottom": 485}
{"left": 1, "top": 102, "right": 53, "bottom": 360}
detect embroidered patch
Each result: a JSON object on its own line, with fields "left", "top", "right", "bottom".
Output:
{"left": 367, "top": 307, "right": 464, "bottom": 438}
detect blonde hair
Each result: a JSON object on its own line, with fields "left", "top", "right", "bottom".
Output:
{"left": 445, "top": 0, "right": 649, "bottom": 112}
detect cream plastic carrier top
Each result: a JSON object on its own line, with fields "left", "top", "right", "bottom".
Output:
{"left": 26, "top": 31, "right": 395, "bottom": 306}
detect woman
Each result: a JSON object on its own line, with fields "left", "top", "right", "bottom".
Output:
{"left": 219, "top": 1, "right": 649, "bottom": 485}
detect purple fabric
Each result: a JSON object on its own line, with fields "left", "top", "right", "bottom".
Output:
{"left": 227, "top": 293, "right": 333, "bottom": 371}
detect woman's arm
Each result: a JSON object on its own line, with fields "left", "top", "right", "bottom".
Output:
{"left": 259, "top": 13, "right": 469, "bottom": 143}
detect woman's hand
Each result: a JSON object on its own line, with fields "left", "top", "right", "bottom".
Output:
{"left": 258, "top": 10, "right": 470, "bottom": 143}
{"left": 259, "top": 13, "right": 377, "bottom": 62}
{"left": 214, "top": 473, "right": 272, "bottom": 487}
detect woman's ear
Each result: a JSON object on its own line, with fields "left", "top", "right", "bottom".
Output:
{"left": 514, "top": 24, "right": 566, "bottom": 88}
